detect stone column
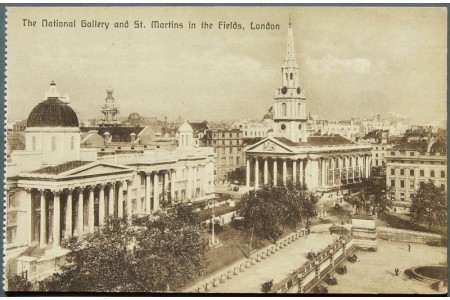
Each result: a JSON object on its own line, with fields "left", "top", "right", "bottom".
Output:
{"left": 65, "top": 189, "right": 73, "bottom": 239}
{"left": 321, "top": 159, "right": 326, "bottom": 187}
{"left": 187, "top": 167, "right": 192, "bottom": 199}
{"left": 283, "top": 159, "right": 287, "bottom": 185}
{"left": 77, "top": 188, "right": 84, "bottom": 240}
{"left": 127, "top": 180, "right": 132, "bottom": 223}
{"left": 136, "top": 176, "right": 142, "bottom": 213}
{"left": 246, "top": 158, "right": 251, "bottom": 187}
{"left": 40, "top": 190, "right": 47, "bottom": 248}
{"left": 88, "top": 186, "right": 95, "bottom": 234}
{"left": 118, "top": 182, "right": 124, "bottom": 218}
{"left": 108, "top": 183, "right": 115, "bottom": 216}
{"left": 352, "top": 157, "right": 355, "bottom": 183}
{"left": 25, "top": 189, "right": 33, "bottom": 244}
{"left": 99, "top": 184, "right": 105, "bottom": 226}
{"left": 292, "top": 160, "right": 297, "bottom": 184}
{"left": 171, "top": 170, "right": 176, "bottom": 201}
{"left": 254, "top": 158, "right": 259, "bottom": 189}
{"left": 193, "top": 167, "right": 197, "bottom": 199}
{"left": 273, "top": 159, "right": 278, "bottom": 186}
{"left": 154, "top": 173, "right": 160, "bottom": 210}
{"left": 53, "top": 191, "right": 61, "bottom": 248}
{"left": 346, "top": 157, "right": 349, "bottom": 184}
{"left": 145, "top": 174, "right": 151, "bottom": 212}
{"left": 164, "top": 172, "right": 169, "bottom": 200}
{"left": 263, "top": 159, "right": 268, "bottom": 185}
{"left": 330, "top": 158, "right": 335, "bottom": 186}
{"left": 299, "top": 160, "right": 304, "bottom": 186}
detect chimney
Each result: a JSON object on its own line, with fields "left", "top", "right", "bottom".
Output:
{"left": 130, "top": 132, "right": 136, "bottom": 143}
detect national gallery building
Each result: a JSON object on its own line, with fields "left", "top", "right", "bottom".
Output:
{"left": 6, "top": 82, "right": 215, "bottom": 254}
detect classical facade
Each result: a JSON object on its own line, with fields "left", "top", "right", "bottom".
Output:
{"left": 6, "top": 83, "right": 215, "bottom": 253}
{"left": 244, "top": 24, "right": 372, "bottom": 198}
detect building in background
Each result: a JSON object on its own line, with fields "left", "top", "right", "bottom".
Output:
{"left": 385, "top": 137, "right": 447, "bottom": 204}
{"left": 201, "top": 128, "right": 244, "bottom": 182}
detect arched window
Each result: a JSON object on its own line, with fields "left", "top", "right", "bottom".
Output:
{"left": 281, "top": 103, "right": 287, "bottom": 116}
{"left": 32, "top": 136, "right": 36, "bottom": 151}
{"left": 298, "top": 103, "right": 302, "bottom": 116}
{"left": 70, "top": 136, "right": 75, "bottom": 150}
{"left": 290, "top": 73, "right": 293, "bottom": 80}
{"left": 285, "top": 73, "right": 288, "bottom": 81}
{"left": 51, "top": 136, "right": 56, "bottom": 151}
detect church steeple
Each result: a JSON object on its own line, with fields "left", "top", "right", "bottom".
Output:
{"left": 284, "top": 19, "right": 298, "bottom": 69}
{"left": 273, "top": 21, "right": 308, "bottom": 143}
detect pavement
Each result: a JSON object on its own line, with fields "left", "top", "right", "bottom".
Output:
{"left": 326, "top": 240, "right": 447, "bottom": 294}
{"left": 208, "top": 231, "right": 336, "bottom": 293}
{"left": 187, "top": 221, "right": 447, "bottom": 294}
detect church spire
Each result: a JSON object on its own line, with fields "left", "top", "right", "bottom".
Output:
{"left": 284, "top": 20, "right": 297, "bottom": 68}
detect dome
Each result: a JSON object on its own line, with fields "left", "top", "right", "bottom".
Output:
{"left": 178, "top": 121, "right": 193, "bottom": 133}
{"left": 27, "top": 98, "right": 79, "bottom": 128}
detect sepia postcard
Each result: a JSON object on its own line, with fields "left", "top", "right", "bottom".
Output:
{"left": 3, "top": 5, "right": 448, "bottom": 295}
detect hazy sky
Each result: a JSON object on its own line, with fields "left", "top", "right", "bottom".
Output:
{"left": 6, "top": 6, "right": 447, "bottom": 124}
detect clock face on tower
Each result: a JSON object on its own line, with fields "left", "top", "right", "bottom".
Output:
{"left": 297, "top": 88, "right": 301, "bottom": 94}
{"left": 281, "top": 86, "right": 288, "bottom": 95}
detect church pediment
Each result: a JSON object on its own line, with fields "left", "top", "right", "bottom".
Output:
{"left": 245, "top": 137, "right": 293, "bottom": 154}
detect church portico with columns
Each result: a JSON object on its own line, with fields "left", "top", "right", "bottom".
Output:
{"left": 245, "top": 137, "right": 372, "bottom": 197}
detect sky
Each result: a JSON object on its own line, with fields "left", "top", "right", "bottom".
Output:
{"left": 6, "top": 6, "right": 448, "bottom": 124}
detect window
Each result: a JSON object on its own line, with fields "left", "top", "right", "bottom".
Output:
{"left": 391, "top": 151, "right": 395, "bottom": 155}
{"left": 281, "top": 124, "right": 286, "bottom": 131}
{"left": 410, "top": 152, "right": 414, "bottom": 156}
{"left": 409, "top": 181, "right": 414, "bottom": 189}
{"left": 400, "top": 180, "right": 404, "bottom": 188}
{"left": 290, "top": 73, "right": 293, "bottom": 80}
{"left": 420, "top": 170, "right": 424, "bottom": 177}
{"left": 400, "top": 169, "right": 404, "bottom": 176}
{"left": 400, "top": 193, "right": 405, "bottom": 201}
{"left": 51, "top": 136, "right": 56, "bottom": 151}
{"left": 376, "top": 154, "right": 378, "bottom": 158}
{"left": 236, "top": 157, "right": 240, "bottom": 165}
{"left": 430, "top": 170, "right": 435, "bottom": 178}
{"left": 32, "top": 136, "right": 36, "bottom": 151}
{"left": 391, "top": 169, "right": 395, "bottom": 176}
{"left": 281, "top": 103, "right": 287, "bottom": 116}
{"left": 70, "top": 136, "right": 75, "bottom": 150}
{"left": 391, "top": 180, "right": 395, "bottom": 187}
{"left": 410, "top": 169, "right": 414, "bottom": 177}
{"left": 441, "top": 171, "right": 445, "bottom": 178}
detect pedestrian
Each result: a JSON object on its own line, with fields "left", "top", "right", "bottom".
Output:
{"left": 408, "top": 244, "right": 411, "bottom": 252}
{"left": 395, "top": 268, "right": 399, "bottom": 276}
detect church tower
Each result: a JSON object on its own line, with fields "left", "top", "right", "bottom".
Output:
{"left": 273, "top": 21, "right": 307, "bottom": 142}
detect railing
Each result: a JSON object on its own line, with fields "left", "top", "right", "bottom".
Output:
{"left": 269, "top": 235, "right": 355, "bottom": 294}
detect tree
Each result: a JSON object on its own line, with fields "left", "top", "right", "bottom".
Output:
{"left": 238, "top": 182, "right": 318, "bottom": 252}
{"left": 358, "top": 178, "right": 393, "bottom": 216}
{"left": 410, "top": 180, "right": 447, "bottom": 232}
{"left": 39, "top": 202, "right": 209, "bottom": 292}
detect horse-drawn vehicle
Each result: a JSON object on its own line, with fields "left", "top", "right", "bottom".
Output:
{"left": 324, "top": 274, "right": 338, "bottom": 285}
{"left": 208, "top": 220, "right": 223, "bottom": 232}
{"left": 312, "top": 284, "right": 328, "bottom": 294}
{"left": 307, "top": 250, "right": 317, "bottom": 260}
{"left": 261, "top": 279, "right": 273, "bottom": 293}
{"left": 336, "top": 265, "right": 347, "bottom": 274}
{"left": 347, "top": 254, "right": 359, "bottom": 263}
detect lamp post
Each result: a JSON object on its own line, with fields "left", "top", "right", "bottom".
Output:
{"left": 209, "top": 196, "right": 218, "bottom": 246}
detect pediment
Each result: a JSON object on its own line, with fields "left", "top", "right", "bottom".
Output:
{"left": 60, "top": 162, "right": 133, "bottom": 178}
{"left": 246, "top": 138, "right": 293, "bottom": 154}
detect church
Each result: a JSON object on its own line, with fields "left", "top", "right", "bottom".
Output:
{"left": 244, "top": 24, "right": 372, "bottom": 198}
{"left": 6, "top": 82, "right": 215, "bottom": 277}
